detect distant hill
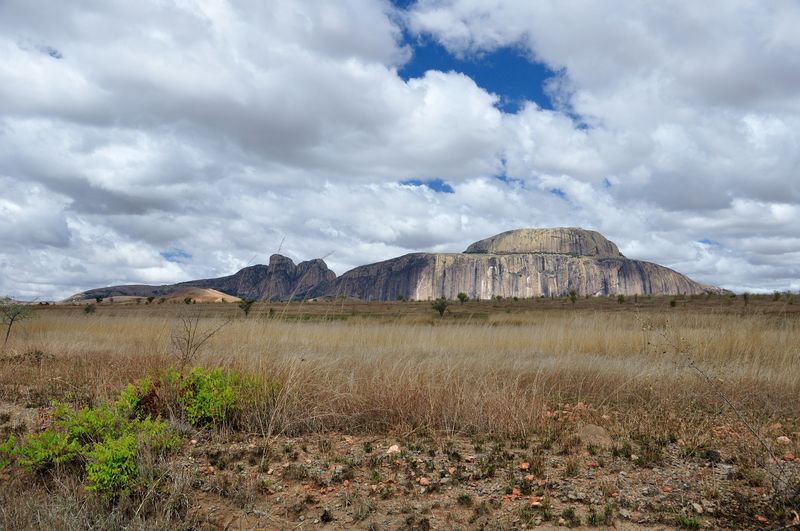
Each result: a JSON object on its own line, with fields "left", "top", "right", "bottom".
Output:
{"left": 67, "top": 228, "right": 725, "bottom": 302}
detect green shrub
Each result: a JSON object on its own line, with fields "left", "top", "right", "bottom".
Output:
{"left": 7, "top": 381, "right": 180, "bottom": 501}
{"left": 178, "top": 367, "right": 248, "bottom": 426}
{"left": 133, "top": 416, "right": 181, "bottom": 454}
{"left": 86, "top": 433, "right": 139, "bottom": 499}
{"left": 0, "top": 433, "right": 15, "bottom": 469}
{"left": 115, "top": 377, "right": 154, "bottom": 416}
{"left": 15, "top": 430, "right": 82, "bottom": 472}
{"left": 54, "top": 402, "right": 126, "bottom": 445}
{"left": 675, "top": 514, "right": 700, "bottom": 528}
{"left": 431, "top": 297, "right": 449, "bottom": 318}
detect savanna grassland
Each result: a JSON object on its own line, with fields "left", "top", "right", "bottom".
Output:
{"left": 1, "top": 294, "right": 799, "bottom": 529}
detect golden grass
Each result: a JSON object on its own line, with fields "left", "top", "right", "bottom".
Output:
{"left": 3, "top": 303, "right": 798, "bottom": 444}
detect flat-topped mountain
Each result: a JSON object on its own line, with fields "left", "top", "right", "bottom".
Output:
{"left": 465, "top": 227, "right": 622, "bottom": 257}
{"left": 67, "top": 228, "right": 723, "bottom": 302}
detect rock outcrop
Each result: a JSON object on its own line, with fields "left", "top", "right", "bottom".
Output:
{"left": 68, "top": 228, "right": 723, "bottom": 302}
{"left": 68, "top": 254, "right": 335, "bottom": 302}
{"left": 314, "top": 228, "right": 721, "bottom": 300}
{"left": 316, "top": 247, "right": 717, "bottom": 300}
{"left": 465, "top": 227, "right": 622, "bottom": 257}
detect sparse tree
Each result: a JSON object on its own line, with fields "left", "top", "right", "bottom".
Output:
{"left": 617, "top": 294, "right": 625, "bottom": 304}
{"left": 431, "top": 297, "right": 449, "bottom": 318}
{"left": 1, "top": 297, "right": 35, "bottom": 349}
{"left": 146, "top": 296, "right": 155, "bottom": 304}
{"left": 743, "top": 292, "right": 750, "bottom": 307}
{"left": 95, "top": 296, "right": 103, "bottom": 303}
{"left": 84, "top": 303, "right": 96, "bottom": 314}
{"left": 569, "top": 289, "right": 578, "bottom": 305}
{"left": 171, "top": 313, "right": 231, "bottom": 372}
{"left": 457, "top": 292, "right": 468, "bottom": 305}
{"left": 183, "top": 297, "right": 193, "bottom": 305}
{"left": 238, "top": 299, "right": 255, "bottom": 316}
{"left": 396, "top": 294, "right": 405, "bottom": 302}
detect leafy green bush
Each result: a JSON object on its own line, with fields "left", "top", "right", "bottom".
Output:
{"left": 0, "top": 433, "right": 16, "bottom": 469}
{"left": 179, "top": 367, "right": 247, "bottom": 426}
{"left": 115, "top": 377, "right": 154, "bottom": 416}
{"left": 54, "top": 402, "right": 126, "bottom": 445}
{"left": 86, "top": 433, "right": 139, "bottom": 499}
{"left": 7, "top": 379, "right": 181, "bottom": 501}
{"left": 134, "top": 416, "right": 181, "bottom": 454}
{"left": 15, "top": 430, "right": 82, "bottom": 472}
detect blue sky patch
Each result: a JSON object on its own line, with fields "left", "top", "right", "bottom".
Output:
{"left": 161, "top": 248, "right": 192, "bottom": 263}
{"left": 401, "top": 178, "right": 455, "bottom": 193}
{"left": 392, "top": 2, "right": 555, "bottom": 113}
{"left": 495, "top": 174, "right": 525, "bottom": 187}
{"left": 698, "top": 238, "right": 722, "bottom": 247}
{"left": 549, "top": 187, "right": 568, "bottom": 200}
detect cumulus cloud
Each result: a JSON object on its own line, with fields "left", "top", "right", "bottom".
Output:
{"left": 0, "top": 0, "right": 798, "bottom": 298}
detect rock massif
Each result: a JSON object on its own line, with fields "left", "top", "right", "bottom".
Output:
{"left": 69, "top": 255, "right": 335, "bottom": 302}
{"left": 320, "top": 228, "right": 718, "bottom": 300}
{"left": 68, "top": 228, "right": 722, "bottom": 302}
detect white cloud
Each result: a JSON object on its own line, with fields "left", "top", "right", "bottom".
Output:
{"left": 0, "top": 0, "right": 798, "bottom": 298}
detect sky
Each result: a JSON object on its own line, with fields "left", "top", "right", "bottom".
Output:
{"left": 1, "top": 0, "right": 799, "bottom": 299}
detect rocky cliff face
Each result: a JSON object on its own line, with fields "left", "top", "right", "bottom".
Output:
{"left": 315, "top": 228, "right": 721, "bottom": 300}
{"left": 68, "top": 228, "right": 722, "bottom": 302}
{"left": 68, "top": 254, "right": 335, "bottom": 302}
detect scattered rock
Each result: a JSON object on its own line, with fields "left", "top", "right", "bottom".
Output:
{"left": 576, "top": 424, "right": 613, "bottom": 448}
{"left": 776, "top": 436, "right": 791, "bottom": 445}
{"left": 387, "top": 444, "right": 401, "bottom": 455}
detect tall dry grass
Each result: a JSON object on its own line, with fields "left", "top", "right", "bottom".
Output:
{"left": 2, "top": 308, "right": 799, "bottom": 441}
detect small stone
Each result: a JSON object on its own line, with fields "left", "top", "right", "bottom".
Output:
{"left": 692, "top": 502, "right": 704, "bottom": 514}
{"left": 776, "top": 436, "right": 791, "bottom": 445}
{"left": 418, "top": 477, "right": 431, "bottom": 486}
{"left": 576, "top": 424, "right": 613, "bottom": 448}
{"left": 662, "top": 485, "right": 673, "bottom": 493}
{"left": 387, "top": 444, "right": 401, "bottom": 455}
{"left": 782, "top": 452, "right": 796, "bottom": 461}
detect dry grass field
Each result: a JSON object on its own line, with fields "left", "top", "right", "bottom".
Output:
{"left": 1, "top": 295, "right": 799, "bottom": 529}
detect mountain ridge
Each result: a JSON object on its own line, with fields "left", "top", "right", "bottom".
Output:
{"left": 67, "top": 228, "right": 725, "bottom": 302}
